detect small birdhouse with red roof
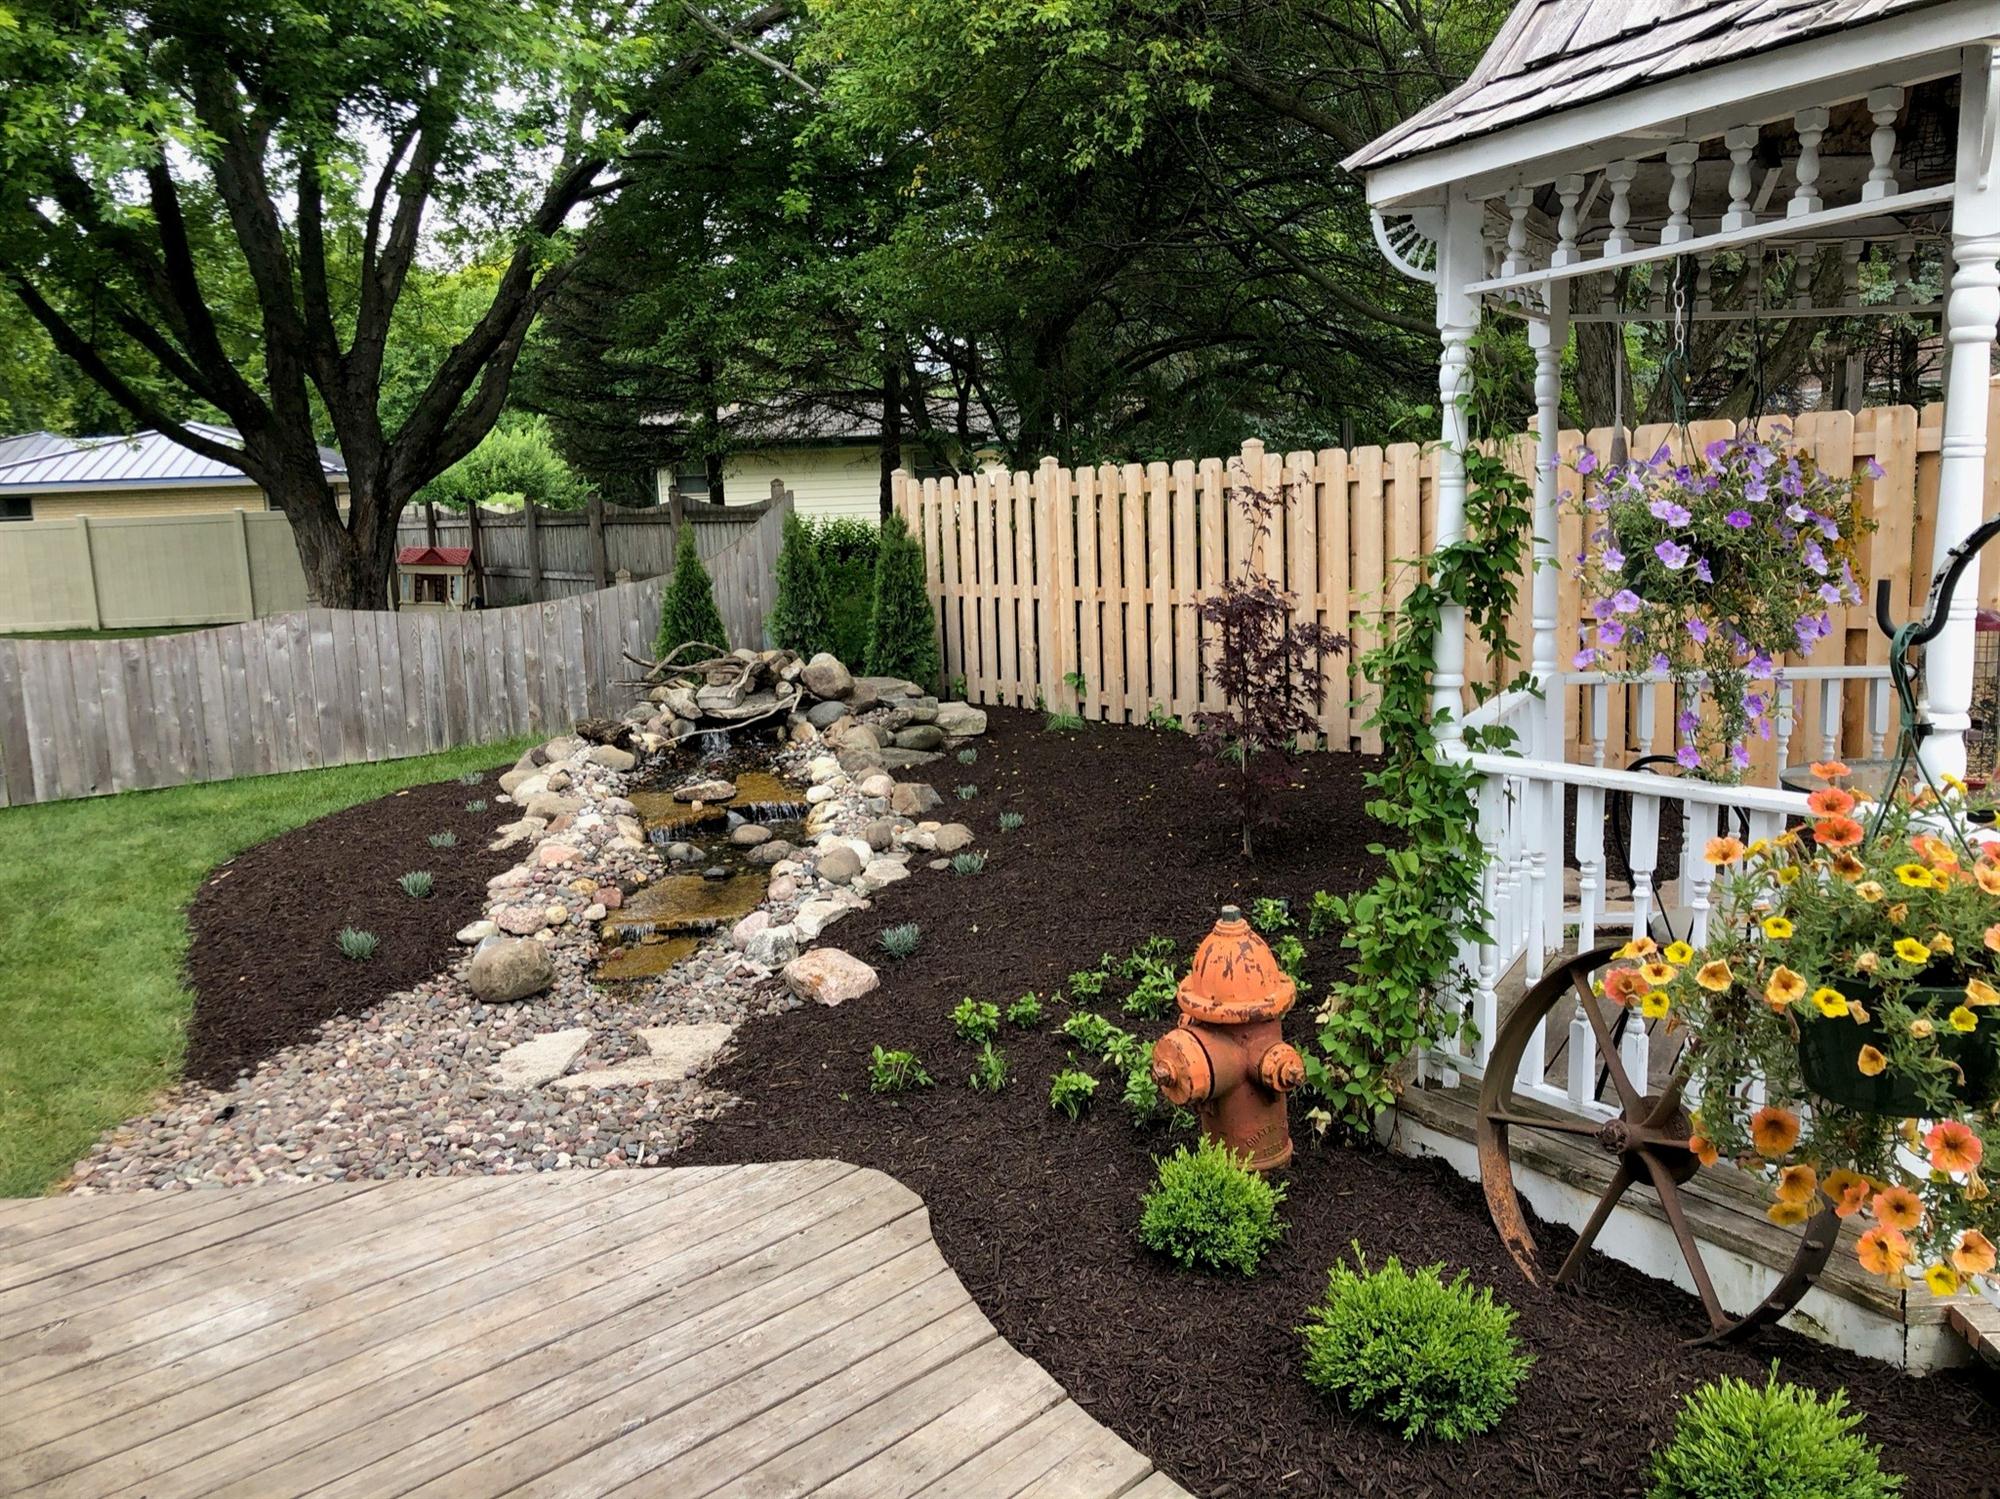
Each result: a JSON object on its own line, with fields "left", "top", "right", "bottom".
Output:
{"left": 395, "top": 545, "right": 476, "bottom": 611}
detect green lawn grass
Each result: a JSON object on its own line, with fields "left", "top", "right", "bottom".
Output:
{"left": 0, "top": 737, "right": 531, "bottom": 1196}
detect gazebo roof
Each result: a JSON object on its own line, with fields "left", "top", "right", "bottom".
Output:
{"left": 1345, "top": 0, "right": 1944, "bottom": 174}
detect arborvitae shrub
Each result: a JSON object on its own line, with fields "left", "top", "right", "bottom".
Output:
{"left": 864, "top": 512, "right": 939, "bottom": 685}
{"left": 1137, "top": 1136, "right": 1286, "bottom": 1274}
{"left": 769, "top": 509, "right": 833, "bottom": 658}
{"left": 1297, "top": 1249, "right": 1530, "bottom": 1441}
{"left": 657, "top": 524, "right": 728, "bottom": 659}
{"left": 1647, "top": 1370, "right": 1901, "bottom": 1499}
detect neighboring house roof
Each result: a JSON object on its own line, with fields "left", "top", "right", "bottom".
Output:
{"left": 0, "top": 421, "right": 347, "bottom": 494}
{"left": 1343, "top": 0, "right": 1946, "bottom": 173}
{"left": 398, "top": 545, "right": 473, "bottom": 567}
{"left": 645, "top": 394, "right": 999, "bottom": 450}
{"left": 0, "top": 431, "right": 77, "bottom": 470}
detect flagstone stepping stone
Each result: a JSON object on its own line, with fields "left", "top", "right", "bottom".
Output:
{"left": 554, "top": 1023, "right": 735, "bottom": 1090}
{"left": 488, "top": 1028, "right": 592, "bottom": 1089}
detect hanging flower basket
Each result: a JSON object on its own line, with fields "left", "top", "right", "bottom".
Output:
{"left": 1796, "top": 990, "right": 2000, "bottom": 1114}
{"left": 1572, "top": 430, "right": 1874, "bottom": 775}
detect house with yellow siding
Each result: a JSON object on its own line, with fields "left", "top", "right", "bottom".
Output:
{"left": 0, "top": 422, "right": 347, "bottom": 522}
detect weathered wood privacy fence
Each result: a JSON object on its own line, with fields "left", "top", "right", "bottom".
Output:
{"left": 0, "top": 495, "right": 790, "bottom": 807}
{"left": 897, "top": 387, "right": 2000, "bottom": 760}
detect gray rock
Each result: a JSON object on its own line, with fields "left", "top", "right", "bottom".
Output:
{"left": 800, "top": 652, "right": 854, "bottom": 701}
{"left": 863, "top": 816, "right": 906, "bottom": 851}
{"left": 701, "top": 865, "right": 730, "bottom": 881}
{"left": 455, "top": 919, "right": 499, "bottom": 945}
{"left": 827, "top": 721, "right": 880, "bottom": 751}
{"left": 732, "top": 910, "right": 770, "bottom": 949}
{"left": 936, "top": 702, "right": 988, "bottom": 737}
{"left": 893, "top": 724, "right": 946, "bottom": 752}
{"left": 837, "top": 749, "right": 887, "bottom": 776}
{"left": 744, "top": 924, "right": 799, "bottom": 966}
{"left": 542, "top": 735, "right": 585, "bottom": 763}
{"left": 890, "top": 782, "right": 944, "bottom": 817}
{"left": 795, "top": 898, "right": 859, "bottom": 940}
{"left": 674, "top": 777, "right": 737, "bottom": 803}
{"left": 489, "top": 1028, "right": 591, "bottom": 1089}
{"left": 523, "top": 791, "right": 583, "bottom": 821}
{"left": 818, "top": 846, "right": 864, "bottom": 884}
{"left": 467, "top": 937, "right": 555, "bottom": 1003}
{"left": 861, "top": 859, "right": 910, "bottom": 887}
{"left": 665, "top": 840, "right": 703, "bottom": 864}
{"left": 662, "top": 686, "right": 701, "bottom": 719}
{"left": 729, "top": 822, "right": 772, "bottom": 846}
{"left": 876, "top": 747, "right": 942, "bottom": 769}
{"left": 901, "top": 702, "right": 939, "bottom": 725}
{"left": 856, "top": 676, "right": 922, "bottom": 700}
{"left": 555, "top": 1023, "right": 734, "bottom": 1090}
{"left": 497, "top": 754, "right": 542, "bottom": 796}
{"left": 746, "top": 840, "right": 793, "bottom": 866}
{"left": 586, "top": 745, "right": 636, "bottom": 772}
{"left": 932, "top": 823, "right": 976, "bottom": 854}
{"left": 806, "top": 699, "right": 850, "bottom": 729}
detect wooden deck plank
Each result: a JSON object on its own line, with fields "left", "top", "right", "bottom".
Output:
{"left": 0, "top": 1165, "right": 1178, "bottom": 1499}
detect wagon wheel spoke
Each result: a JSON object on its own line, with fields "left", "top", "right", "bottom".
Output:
{"left": 1554, "top": 1157, "right": 1636, "bottom": 1285}
{"left": 1484, "top": 1109, "right": 1605, "bottom": 1138}
{"left": 1637, "top": 1146, "right": 1731, "bottom": 1332}
{"left": 1571, "top": 973, "right": 1646, "bottom": 1117}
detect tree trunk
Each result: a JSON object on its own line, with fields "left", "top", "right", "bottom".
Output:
{"left": 879, "top": 349, "right": 903, "bottom": 523}
{"left": 1572, "top": 322, "right": 1633, "bottom": 431}
{"left": 274, "top": 476, "right": 401, "bottom": 609}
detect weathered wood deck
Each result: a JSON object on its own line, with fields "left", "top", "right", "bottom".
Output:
{"left": 0, "top": 1164, "right": 1186, "bottom": 1498}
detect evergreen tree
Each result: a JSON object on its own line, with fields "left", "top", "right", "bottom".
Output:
{"left": 768, "top": 511, "right": 835, "bottom": 658}
{"left": 657, "top": 525, "right": 730, "bottom": 659}
{"left": 864, "top": 514, "right": 940, "bottom": 686}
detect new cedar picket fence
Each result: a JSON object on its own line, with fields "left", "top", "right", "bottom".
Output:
{"left": 0, "top": 494, "right": 791, "bottom": 807}
{"left": 897, "top": 388, "right": 1998, "bottom": 765}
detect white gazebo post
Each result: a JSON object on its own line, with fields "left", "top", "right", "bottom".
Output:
{"left": 1922, "top": 45, "right": 2000, "bottom": 781}
{"left": 1430, "top": 191, "right": 1483, "bottom": 750}
{"left": 1528, "top": 276, "right": 1569, "bottom": 971}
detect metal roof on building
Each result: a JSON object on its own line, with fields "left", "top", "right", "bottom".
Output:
{"left": 0, "top": 431, "right": 77, "bottom": 471}
{"left": 0, "top": 421, "right": 346, "bottom": 493}
{"left": 1343, "top": 0, "right": 1948, "bottom": 173}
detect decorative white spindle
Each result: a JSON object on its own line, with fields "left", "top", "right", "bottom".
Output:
{"left": 1745, "top": 248, "right": 1765, "bottom": 306}
{"left": 1869, "top": 677, "right": 1890, "bottom": 758}
{"left": 1864, "top": 86, "right": 1904, "bottom": 201}
{"left": 1552, "top": 174, "right": 1585, "bottom": 266}
{"left": 1793, "top": 251, "right": 1814, "bottom": 311}
{"left": 1841, "top": 239, "right": 1865, "bottom": 311}
{"left": 1503, "top": 185, "right": 1534, "bottom": 277}
{"left": 1633, "top": 683, "right": 1658, "bottom": 759}
{"left": 1696, "top": 254, "right": 1714, "bottom": 312}
{"left": 1819, "top": 678, "right": 1845, "bottom": 762}
{"left": 1431, "top": 192, "right": 1481, "bottom": 748}
{"left": 1774, "top": 678, "right": 1795, "bottom": 768}
{"left": 1603, "top": 160, "right": 1637, "bottom": 255}
{"left": 1620, "top": 1013, "right": 1650, "bottom": 1105}
{"left": 1893, "top": 235, "right": 1915, "bottom": 306}
{"left": 1684, "top": 802, "right": 1718, "bottom": 948}
{"left": 1662, "top": 142, "right": 1699, "bottom": 244}
{"left": 1788, "top": 107, "right": 1830, "bottom": 218}
{"left": 1722, "top": 125, "right": 1758, "bottom": 230}
{"left": 1627, "top": 791, "right": 1661, "bottom": 943}
{"left": 1566, "top": 1000, "right": 1597, "bottom": 1113}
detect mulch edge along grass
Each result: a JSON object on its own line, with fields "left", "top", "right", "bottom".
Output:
{"left": 0, "top": 736, "right": 528, "bottom": 1197}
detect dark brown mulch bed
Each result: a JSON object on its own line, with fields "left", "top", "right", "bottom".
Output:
{"left": 184, "top": 770, "right": 515, "bottom": 1086}
{"left": 679, "top": 708, "right": 2000, "bottom": 1499}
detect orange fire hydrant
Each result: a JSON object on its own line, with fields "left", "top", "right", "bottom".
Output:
{"left": 1149, "top": 904, "right": 1305, "bottom": 1172}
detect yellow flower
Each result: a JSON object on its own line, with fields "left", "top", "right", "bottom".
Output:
{"left": 1765, "top": 966, "right": 1807, "bottom": 1010}
{"left": 1695, "top": 960, "right": 1733, "bottom": 993}
{"left": 1949, "top": 1005, "right": 1980, "bottom": 1033}
{"left": 1931, "top": 931, "right": 1956, "bottom": 955}
{"left": 1746, "top": 839, "right": 1771, "bottom": 859}
{"left": 1925, "top": 1263, "right": 1962, "bottom": 1296}
{"left": 1762, "top": 916, "right": 1794, "bottom": 940}
{"left": 1887, "top": 902, "right": 1910, "bottom": 925}
{"left": 1664, "top": 941, "right": 1694, "bottom": 966}
{"left": 1767, "top": 1199, "right": 1811, "bottom": 1226}
{"left": 1893, "top": 937, "right": 1932, "bottom": 966}
{"left": 1810, "top": 987, "right": 1850, "bottom": 1018}
{"left": 1911, "top": 1017, "right": 1935, "bottom": 1039}
{"left": 1895, "top": 863, "right": 1934, "bottom": 888}
{"left": 1856, "top": 881, "right": 1885, "bottom": 903}
{"left": 1855, "top": 952, "right": 1881, "bottom": 974}
{"left": 1831, "top": 851, "right": 1867, "bottom": 882}
{"left": 1775, "top": 1164, "right": 1819, "bottom": 1204}
{"left": 1614, "top": 936, "right": 1657, "bottom": 961}
{"left": 1638, "top": 961, "right": 1678, "bottom": 988}
{"left": 1858, "top": 1044, "right": 1888, "bottom": 1076}
{"left": 1640, "top": 990, "right": 1671, "bottom": 1019}
{"left": 1777, "top": 865, "right": 1801, "bottom": 886}
{"left": 1944, "top": 772, "right": 1969, "bottom": 795}
{"left": 1967, "top": 978, "right": 2000, "bottom": 1007}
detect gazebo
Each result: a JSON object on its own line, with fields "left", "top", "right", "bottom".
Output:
{"left": 1348, "top": 2, "right": 1999, "bottom": 1366}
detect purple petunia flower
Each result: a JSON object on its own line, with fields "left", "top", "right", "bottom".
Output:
{"left": 1602, "top": 544, "right": 1625, "bottom": 568}
{"left": 1704, "top": 438, "right": 1730, "bottom": 464}
{"left": 1611, "top": 588, "right": 1642, "bottom": 615}
{"left": 1576, "top": 451, "right": 1598, "bottom": 475}
{"left": 1803, "top": 540, "right": 1828, "bottom": 576}
{"left": 1676, "top": 744, "right": 1701, "bottom": 769}
{"left": 1819, "top": 582, "right": 1843, "bottom": 605}
{"left": 1677, "top": 709, "right": 1701, "bottom": 735}
{"left": 1650, "top": 498, "right": 1693, "bottom": 526}
{"left": 1686, "top": 618, "right": 1709, "bottom": 643}
{"left": 1598, "top": 621, "right": 1626, "bottom": 646}
{"left": 1652, "top": 653, "right": 1671, "bottom": 673}
{"left": 1866, "top": 458, "right": 1885, "bottom": 480}
{"left": 1694, "top": 557, "right": 1713, "bottom": 584}
{"left": 1592, "top": 598, "right": 1617, "bottom": 620}
{"left": 1732, "top": 742, "right": 1751, "bottom": 770}
{"left": 1725, "top": 510, "right": 1753, "bottom": 529}
{"left": 1748, "top": 652, "right": 1774, "bottom": 676}
{"left": 1745, "top": 478, "right": 1769, "bottom": 503}
{"left": 1655, "top": 539, "right": 1691, "bottom": 570}
{"left": 1573, "top": 648, "right": 1599, "bottom": 669}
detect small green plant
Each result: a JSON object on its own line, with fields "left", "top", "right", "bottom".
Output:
{"left": 950, "top": 851, "right": 987, "bottom": 876}
{"left": 1122, "top": 963, "right": 1179, "bottom": 1020}
{"left": 868, "top": 1045, "right": 933, "bottom": 1094}
{"left": 1118, "top": 936, "right": 1175, "bottom": 977}
{"left": 336, "top": 927, "right": 379, "bottom": 960}
{"left": 878, "top": 922, "right": 923, "bottom": 960}
{"left": 864, "top": 512, "right": 941, "bottom": 684}
{"left": 658, "top": 523, "right": 730, "bottom": 658}
{"left": 1647, "top": 1369, "right": 1902, "bottom": 1499}
{"left": 1063, "top": 669, "right": 1087, "bottom": 694}
{"left": 1146, "top": 703, "right": 1183, "bottom": 732}
{"left": 998, "top": 811, "right": 1025, "bottom": 832}
{"left": 950, "top": 673, "right": 968, "bottom": 698}
{"left": 428, "top": 831, "right": 458, "bottom": 849}
{"left": 1044, "top": 711, "right": 1086, "bottom": 732}
{"left": 967, "top": 1042, "right": 1008, "bottom": 1093}
{"left": 1101, "top": 1029, "right": 1147, "bottom": 1075}
{"left": 465, "top": 799, "right": 487, "bottom": 812}
{"left": 457, "top": 772, "right": 484, "bottom": 786}
{"left": 1060, "top": 1011, "right": 1119, "bottom": 1055}
{"left": 1250, "top": 896, "right": 1292, "bottom": 933}
{"left": 398, "top": 870, "right": 434, "bottom": 899}
{"left": 1137, "top": 1136, "right": 1286, "bottom": 1275}
{"left": 956, "top": 783, "right": 978, "bottom": 801}
{"left": 1297, "top": 1248, "right": 1532, "bottom": 1443}
{"left": 1066, "top": 965, "right": 1108, "bottom": 1000}
{"left": 1122, "top": 1055, "right": 1163, "bottom": 1121}
{"left": 951, "top": 996, "right": 1001, "bottom": 1044}
{"left": 1005, "top": 992, "right": 1045, "bottom": 1027}
{"left": 1271, "top": 933, "right": 1309, "bottom": 991}
{"left": 957, "top": 747, "right": 977, "bottom": 764}
{"left": 1049, "top": 1063, "right": 1098, "bottom": 1119}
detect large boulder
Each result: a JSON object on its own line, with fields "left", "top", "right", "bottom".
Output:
{"left": 932, "top": 823, "right": 975, "bottom": 854}
{"left": 497, "top": 754, "right": 542, "bottom": 796}
{"left": 818, "top": 845, "right": 864, "bottom": 884}
{"left": 890, "top": 781, "right": 943, "bottom": 817}
{"left": 893, "top": 724, "right": 945, "bottom": 752}
{"left": 806, "top": 699, "right": 850, "bottom": 730}
{"left": 936, "top": 702, "right": 987, "bottom": 737}
{"left": 467, "top": 936, "right": 555, "bottom": 1003}
{"left": 523, "top": 791, "right": 583, "bottom": 821}
{"left": 745, "top": 924, "right": 799, "bottom": 967}
{"left": 673, "top": 777, "right": 737, "bottom": 803}
{"left": 782, "top": 948, "right": 879, "bottom": 1006}
{"left": 800, "top": 653, "right": 854, "bottom": 701}
{"left": 586, "top": 744, "right": 636, "bottom": 772}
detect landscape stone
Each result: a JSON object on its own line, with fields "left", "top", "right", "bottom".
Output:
{"left": 818, "top": 846, "right": 863, "bottom": 884}
{"left": 856, "top": 676, "right": 921, "bottom": 700}
{"left": 800, "top": 653, "right": 854, "bottom": 701}
{"left": 806, "top": 700, "right": 850, "bottom": 729}
{"left": 876, "top": 747, "right": 941, "bottom": 769}
{"left": 782, "top": 948, "right": 879, "bottom": 1006}
{"left": 523, "top": 791, "right": 583, "bottom": 821}
{"left": 673, "top": 777, "right": 737, "bottom": 803}
{"left": 729, "top": 823, "right": 772, "bottom": 845}
{"left": 586, "top": 745, "right": 637, "bottom": 772}
{"left": 494, "top": 904, "right": 548, "bottom": 937}
{"left": 467, "top": 937, "right": 556, "bottom": 1003}
{"left": 731, "top": 910, "right": 771, "bottom": 949}
{"left": 795, "top": 899, "right": 859, "bottom": 940}
{"left": 893, "top": 724, "right": 946, "bottom": 752}
{"left": 542, "top": 735, "right": 585, "bottom": 762}
{"left": 863, "top": 816, "right": 905, "bottom": 851}
{"left": 744, "top": 924, "right": 798, "bottom": 966}
{"left": 488, "top": 1028, "right": 591, "bottom": 1089}
{"left": 932, "top": 823, "right": 976, "bottom": 854}
{"left": 936, "top": 702, "right": 987, "bottom": 737}
{"left": 455, "top": 919, "right": 498, "bottom": 945}
{"left": 861, "top": 859, "right": 910, "bottom": 887}
{"left": 555, "top": 1023, "right": 735, "bottom": 1090}
{"left": 890, "top": 782, "right": 943, "bottom": 817}
{"left": 745, "top": 840, "right": 793, "bottom": 866}
{"left": 858, "top": 773, "right": 896, "bottom": 799}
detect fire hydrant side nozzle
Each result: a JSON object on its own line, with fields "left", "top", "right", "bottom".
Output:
{"left": 1148, "top": 904, "right": 1300, "bottom": 1172}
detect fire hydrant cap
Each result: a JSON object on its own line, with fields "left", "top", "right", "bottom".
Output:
{"left": 1176, "top": 905, "right": 1296, "bottom": 1025}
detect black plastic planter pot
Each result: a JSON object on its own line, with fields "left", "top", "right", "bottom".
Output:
{"left": 1796, "top": 985, "right": 2000, "bottom": 1114}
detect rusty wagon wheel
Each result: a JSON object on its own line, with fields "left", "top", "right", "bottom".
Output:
{"left": 1474, "top": 944, "right": 1841, "bottom": 1345}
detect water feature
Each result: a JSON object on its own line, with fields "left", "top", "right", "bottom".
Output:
{"left": 597, "top": 764, "right": 808, "bottom": 983}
